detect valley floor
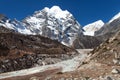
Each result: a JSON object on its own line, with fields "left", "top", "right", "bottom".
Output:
{"left": 2, "top": 49, "right": 120, "bottom": 80}
{"left": 0, "top": 49, "right": 92, "bottom": 80}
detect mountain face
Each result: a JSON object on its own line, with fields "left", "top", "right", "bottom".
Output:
{"left": 95, "top": 13, "right": 120, "bottom": 41}
{"left": 89, "top": 30, "right": 120, "bottom": 65}
{"left": 22, "top": 6, "right": 82, "bottom": 46}
{"left": 83, "top": 20, "right": 104, "bottom": 36}
{"left": 72, "top": 12, "right": 120, "bottom": 49}
{"left": 72, "top": 20, "right": 104, "bottom": 49}
{"left": 0, "top": 6, "right": 82, "bottom": 47}
{"left": 95, "top": 12, "right": 120, "bottom": 36}
{"left": 72, "top": 35, "right": 102, "bottom": 49}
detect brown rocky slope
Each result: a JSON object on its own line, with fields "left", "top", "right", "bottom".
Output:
{"left": 50, "top": 31, "right": 120, "bottom": 80}
{"left": 0, "top": 27, "right": 78, "bottom": 74}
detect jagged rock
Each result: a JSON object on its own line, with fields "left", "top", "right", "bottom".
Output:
{"left": 113, "top": 59, "right": 120, "bottom": 65}
{"left": 111, "top": 69, "right": 120, "bottom": 74}
{"left": 113, "top": 59, "right": 118, "bottom": 64}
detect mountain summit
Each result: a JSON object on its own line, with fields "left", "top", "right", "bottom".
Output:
{"left": 83, "top": 20, "right": 104, "bottom": 36}
{"left": 44, "top": 6, "right": 70, "bottom": 19}
{"left": 22, "top": 6, "right": 82, "bottom": 46}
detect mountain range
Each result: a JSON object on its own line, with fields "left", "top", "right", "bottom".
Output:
{"left": 0, "top": 6, "right": 120, "bottom": 49}
{"left": 0, "top": 6, "right": 82, "bottom": 47}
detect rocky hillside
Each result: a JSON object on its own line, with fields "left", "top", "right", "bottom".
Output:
{"left": 88, "top": 30, "right": 120, "bottom": 64}
{"left": 75, "top": 30, "right": 120, "bottom": 79}
{"left": 47, "top": 30, "right": 120, "bottom": 80}
{"left": 0, "top": 27, "right": 78, "bottom": 73}
{"left": 72, "top": 35, "right": 102, "bottom": 49}
{"left": 72, "top": 30, "right": 120, "bottom": 80}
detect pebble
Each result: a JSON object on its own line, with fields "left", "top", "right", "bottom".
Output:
{"left": 111, "top": 69, "right": 119, "bottom": 74}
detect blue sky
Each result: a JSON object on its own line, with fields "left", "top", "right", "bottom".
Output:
{"left": 0, "top": 0, "right": 120, "bottom": 26}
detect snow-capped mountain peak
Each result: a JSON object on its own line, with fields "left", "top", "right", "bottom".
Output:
{"left": 83, "top": 20, "right": 104, "bottom": 36}
{"left": 109, "top": 12, "right": 120, "bottom": 23}
{"left": 49, "top": 6, "right": 63, "bottom": 13}
{"left": 43, "top": 6, "right": 70, "bottom": 19}
{"left": 22, "top": 6, "right": 82, "bottom": 46}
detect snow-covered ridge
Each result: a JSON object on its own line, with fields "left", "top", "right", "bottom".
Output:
{"left": 83, "top": 20, "right": 104, "bottom": 36}
{"left": 0, "top": 18, "right": 32, "bottom": 34}
{"left": 109, "top": 12, "right": 120, "bottom": 23}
